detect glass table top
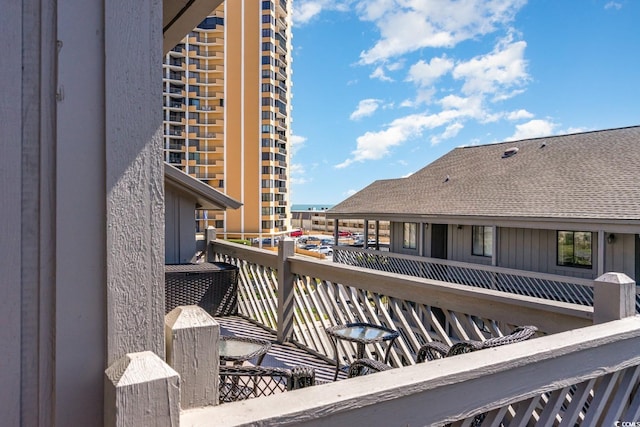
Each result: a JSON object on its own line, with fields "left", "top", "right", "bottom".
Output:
{"left": 329, "top": 324, "right": 398, "bottom": 342}
{"left": 219, "top": 338, "right": 270, "bottom": 361}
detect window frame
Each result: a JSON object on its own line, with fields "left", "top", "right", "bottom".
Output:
{"left": 472, "top": 225, "right": 493, "bottom": 257}
{"left": 402, "top": 222, "right": 417, "bottom": 249}
{"left": 557, "top": 231, "right": 593, "bottom": 268}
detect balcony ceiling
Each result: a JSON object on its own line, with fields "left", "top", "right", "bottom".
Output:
{"left": 163, "top": 0, "right": 224, "bottom": 54}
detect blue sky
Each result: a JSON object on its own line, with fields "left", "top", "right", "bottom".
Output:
{"left": 286, "top": 0, "right": 640, "bottom": 205}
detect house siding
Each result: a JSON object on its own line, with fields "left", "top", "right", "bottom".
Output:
{"left": 391, "top": 222, "right": 421, "bottom": 256}
{"left": 498, "top": 228, "right": 596, "bottom": 279}
{"left": 605, "top": 233, "right": 636, "bottom": 281}
{"left": 391, "top": 223, "right": 638, "bottom": 281}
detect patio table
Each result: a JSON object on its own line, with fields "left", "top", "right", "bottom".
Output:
{"left": 326, "top": 322, "right": 399, "bottom": 381}
{"left": 219, "top": 336, "right": 271, "bottom": 366}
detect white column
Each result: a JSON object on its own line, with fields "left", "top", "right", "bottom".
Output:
{"left": 105, "top": 351, "right": 179, "bottom": 427}
{"left": 165, "top": 306, "right": 220, "bottom": 408}
{"left": 597, "top": 230, "right": 605, "bottom": 276}
{"left": 277, "top": 238, "right": 296, "bottom": 342}
{"left": 492, "top": 226, "right": 498, "bottom": 266}
{"left": 593, "top": 272, "right": 636, "bottom": 324}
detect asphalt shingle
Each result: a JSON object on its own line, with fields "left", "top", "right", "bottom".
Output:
{"left": 328, "top": 126, "right": 640, "bottom": 221}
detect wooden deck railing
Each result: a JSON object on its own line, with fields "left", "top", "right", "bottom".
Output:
{"left": 183, "top": 316, "right": 640, "bottom": 427}
{"left": 110, "top": 234, "right": 638, "bottom": 425}
{"left": 209, "top": 239, "right": 593, "bottom": 369}
{"left": 172, "top": 236, "right": 640, "bottom": 426}
{"left": 334, "top": 245, "right": 604, "bottom": 305}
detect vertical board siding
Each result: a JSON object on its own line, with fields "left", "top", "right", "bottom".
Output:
{"left": 56, "top": 0, "right": 107, "bottom": 424}
{"left": 2, "top": 0, "right": 24, "bottom": 424}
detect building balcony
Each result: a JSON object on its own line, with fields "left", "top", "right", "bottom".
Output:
{"left": 152, "top": 238, "right": 640, "bottom": 425}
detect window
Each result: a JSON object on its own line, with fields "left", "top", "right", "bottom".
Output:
{"left": 557, "top": 231, "right": 592, "bottom": 268}
{"left": 403, "top": 223, "right": 417, "bottom": 249}
{"left": 472, "top": 226, "right": 493, "bottom": 257}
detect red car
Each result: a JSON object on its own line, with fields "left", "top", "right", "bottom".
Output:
{"left": 338, "top": 230, "right": 351, "bottom": 237}
{"left": 290, "top": 229, "right": 303, "bottom": 237}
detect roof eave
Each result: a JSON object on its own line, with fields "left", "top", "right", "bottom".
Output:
{"left": 164, "top": 162, "right": 242, "bottom": 210}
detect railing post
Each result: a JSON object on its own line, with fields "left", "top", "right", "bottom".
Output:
{"left": 206, "top": 226, "right": 217, "bottom": 262}
{"left": 277, "top": 238, "right": 296, "bottom": 342}
{"left": 165, "top": 305, "right": 220, "bottom": 408}
{"left": 593, "top": 272, "right": 636, "bottom": 324}
{"left": 104, "top": 351, "right": 179, "bottom": 427}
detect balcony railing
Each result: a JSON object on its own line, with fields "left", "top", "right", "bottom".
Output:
{"left": 333, "top": 246, "right": 640, "bottom": 311}
{"left": 111, "top": 236, "right": 640, "bottom": 425}
{"left": 209, "top": 240, "right": 591, "bottom": 364}
{"left": 168, "top": 238, "right": 640, "bottom": 426}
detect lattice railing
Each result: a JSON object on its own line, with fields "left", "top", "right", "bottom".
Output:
{"left": 333, "top": 246, "right": 635, "bottom": 308}
{"left": 211, "top": 240, "right": 591, "bottom": 368}
{"left": 449, "top": 363, "right": 640, "bottom": 426}
{"left": 206, "top": 240, "right": 640, "bottom": 426}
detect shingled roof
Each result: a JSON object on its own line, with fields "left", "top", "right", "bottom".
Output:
{"left": 328, "top": 126, "right": 640, "bottom": 222}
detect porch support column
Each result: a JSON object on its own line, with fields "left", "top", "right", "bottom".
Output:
{"left": 364, "top": 219, "right": 369, "bottom": 249}
{"left": 597, "top": 230, "right": 605, "bottom": 276}
{"left": 492, "top": 226, "right": 498, "bottom": 266}
{"left": 333, "top": 217, "right": 339, "bottom": 243}
{"left": 418, "top": 223, "right": 424, "bottom": 257}
{"left": 277, "top": 238, "right": 296, "bottom": 342}
{"left": 593, "top": 272, "right": 636, "bottom": 324}
{"left": 206, "top": 226, "right": 217, "bottom": 262}
{"left": 375, "top": 220, "right": 380, "bottom": 249}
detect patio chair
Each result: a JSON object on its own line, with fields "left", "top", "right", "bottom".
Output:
{"left": 347, "top": 357, "right": 392, "bottom": 378}
{"left": 348, "top": 325, "right": 538, "bottom": 377}
{"left": 416, "top": 325, "right": 538, "bottom": 363}
{"left": 219, "top": 364, "right": 316, "bottom": 403}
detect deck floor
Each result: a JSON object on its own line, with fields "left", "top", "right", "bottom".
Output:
{"left": 215, "top": 315, "right": 348, "bottom": 383}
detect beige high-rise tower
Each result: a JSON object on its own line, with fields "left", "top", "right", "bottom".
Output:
{"left": 162, "top": 0, "right": 292, "bottom": 239}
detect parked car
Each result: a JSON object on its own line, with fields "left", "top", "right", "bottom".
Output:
{"left": 262, "top": 238, "right": 280, "bottom": 246}
{"left": 290, "top": 229, "right": 303, "bottom": 237}
{"left": 338, "top": 230, "right": 351, "bottom": 237}
{"left": 302, "top": 244, "right": 319, "bottom": 251}
{"left": 314, "top": 245, "right": 333, "bottom": 256}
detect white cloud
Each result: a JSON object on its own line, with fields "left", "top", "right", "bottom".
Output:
{"left": 292, "top": 0, "right": 352, "bottom": 26}
{"left": 344, "top": 189, "right": 357, "bottom": 197}
{"left": 604, "top": 2, "right": 622, "bottom": 10}
{"left": 506, "top": 109, "right": 534, "bottom": 120}
{"left": 407, "top": 56, "right": 454, "bottom": 87}
{"left": 386, "top": 61, "right": 404, "bottom": 71}
{"left": 370, "top": 66, "right": 393, "bottom": 81}
{"left": 401, "top": 87, "right": 437, "bottom": 108}
{"left": 293, "top": 2, "right": 323, "bottom": 25}
{"left": 289, "top": 163, "right": 309, "bottom": 185}
{"left": 357, "top": 0, "right": 527, "bottom": 64}
{"left": 452, "top": 35, "right": 529, "bottom": 97}
{"left": 505, "top": 119, "right": 557, "bottom": 141}
{"left": 350, "top": 99, "right": 382, "bottom": 120}
{"left": 430, "top": 122, "right": 464, "bottom": 145}
{"left": 336, "top": 109, "right": 466, "bottom": 168}
{"left": 290, "top": 134, "right": 307, "bottom": 155}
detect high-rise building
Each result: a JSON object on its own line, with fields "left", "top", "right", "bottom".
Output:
{"left": 162, "top": 0, "right": 292, "bottom": 238}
